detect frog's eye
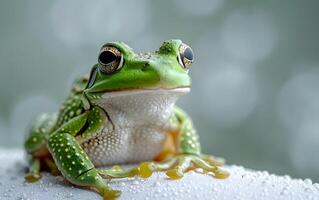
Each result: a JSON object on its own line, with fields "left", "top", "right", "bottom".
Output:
{"left": 98, "top": 46, "right": 123, "bottom": 74}
{"left": 178, "top": 43, "right": 194, "bottom": 69}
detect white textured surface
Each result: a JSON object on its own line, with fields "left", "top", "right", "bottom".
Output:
{"left": 0, "top": 149, "right": 319, "bottom": 200}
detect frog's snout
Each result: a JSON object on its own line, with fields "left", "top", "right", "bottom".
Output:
{"left": 140, "top": 59, "right": 191, "bottom": 89}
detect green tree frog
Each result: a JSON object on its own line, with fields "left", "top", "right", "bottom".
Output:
{"left": 24, "top": 39, "right": 229, "bottom": 199}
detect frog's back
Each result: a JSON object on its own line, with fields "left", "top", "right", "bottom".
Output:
{"left": 24, "top": 74, "right": 89, "bottom": 154}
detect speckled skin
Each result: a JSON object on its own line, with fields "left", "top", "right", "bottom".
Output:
{"left": 24, "top": 40, "right": 229, "bottom": 200}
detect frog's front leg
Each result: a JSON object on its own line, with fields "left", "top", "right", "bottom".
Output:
{"left": 48, "top": 108, "right": 120, "bottom": 200}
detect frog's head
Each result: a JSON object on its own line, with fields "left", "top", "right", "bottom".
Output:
{"left": 83, "top": 39, "right": 193, "bottom": 106}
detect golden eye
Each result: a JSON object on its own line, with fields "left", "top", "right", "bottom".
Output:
{"left": 178, "top": 43, "right": 194, "bottom": 69}
{"left": 98, "top": 46, "right": 123, "bottom": 74}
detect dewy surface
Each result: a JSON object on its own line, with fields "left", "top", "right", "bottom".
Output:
{"left": 0, "top": 149, "right": 318, "bottom": 200}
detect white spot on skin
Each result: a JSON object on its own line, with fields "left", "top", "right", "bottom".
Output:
{"left": 69, "top": 111, "right": 75, "bottom": 117}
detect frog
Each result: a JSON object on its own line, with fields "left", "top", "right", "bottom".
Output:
{"left": 24, "top": 39, "right": 229, "bottom": 199}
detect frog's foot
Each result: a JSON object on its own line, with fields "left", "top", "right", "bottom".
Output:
{"left": 137, "top": 154, "right": 229, "bottom": 180}
{"left": 78, "top": 169, "right": 121, "bottom": 200}
{"left": 24, "top": 172, "right": 42, "bottom": 183}
{"left": 25, "top": 157, "right": 42, "bottom": 183}
{"left": 98, "top": 155, "right": 229, "bottom": 181}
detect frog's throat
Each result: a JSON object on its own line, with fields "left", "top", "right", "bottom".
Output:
{"left": 100, "top": 87, "right": 190, "bottom": 98}
{"left": 94, "top": 87, "right": 189, "bottom": 129}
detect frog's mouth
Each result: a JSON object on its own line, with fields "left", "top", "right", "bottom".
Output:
{"left": 100, "top": 87, "right": 190, "bottom": 98}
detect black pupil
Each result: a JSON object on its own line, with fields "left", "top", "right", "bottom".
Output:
{"left": 99, "top": 51, "right": 117, "bottom": 64}
{"left": 183, "top": 47, "right": 193, "bottom": 60}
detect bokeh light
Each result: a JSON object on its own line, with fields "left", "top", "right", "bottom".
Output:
{"left": 277, "top": 67, "right": 319, "bottom": 178}
{"left": 9, "top": 94, "right": 58, "bottom": 147}
{"left": 174, "top": 0, "right": 224, "bottom": 16}
{"left": 50, "top": 0, "right": 150, "bottom": 47}
{"left": 221, "top": 9, "right": 277, "bottom": 62}
{"left": 198, "top": 65, "right": 258, "bottom": 128}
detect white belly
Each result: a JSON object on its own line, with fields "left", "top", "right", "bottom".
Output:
{"left": 80, "top": 89, "right": 185, "bottom": 167}
{"left": 82, "top": 124, "right": 167, "bottom": 166}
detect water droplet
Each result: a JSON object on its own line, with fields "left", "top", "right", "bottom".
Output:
{"left": 65, "top": 192, "right": 73, "bottom": 198}
{"left": 3, "top": 192, "right": 12, "bottom": 197}
{"left": 132, "top": 180, "right": 139, "bottom": 185}
{"left": 304, "top": 179, "right": 313, "bottom": 185}
{"left": 280, "top": 187, "right": 290, "bottom": 195}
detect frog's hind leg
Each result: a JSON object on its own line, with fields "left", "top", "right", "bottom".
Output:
{"left": 24, "top": 112, "right": 57, "bottom": 182}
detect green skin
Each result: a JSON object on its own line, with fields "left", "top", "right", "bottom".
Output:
{"left": 24, "top": 39, "right": 228, "bottom": 200}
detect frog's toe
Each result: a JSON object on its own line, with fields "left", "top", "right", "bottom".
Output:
{"left": 136, "top": 158, "right": 177, "bottom": 179}
{"left": 201, "top": 154, "right": 225, "bottom": 166}
{"left": 98, "top": 165, "right": 139, "bottom": 179}
{"left": 101, "top": 188, "right": 121, "bottom": 200}
{"left": 165, "top": 156, "right": 192, "bottom": 180}
{"left": 24, "top": 172, "right": 42, "bottom": 183}
{"left": 193, "top": 156, "right": 229, "bottom": 179}
{"left": 136, "top": 162, "right": 153, "bottom": 178}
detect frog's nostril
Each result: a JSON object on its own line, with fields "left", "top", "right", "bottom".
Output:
{"left": 141, "top": 62, "right": 150, "bottom": 71}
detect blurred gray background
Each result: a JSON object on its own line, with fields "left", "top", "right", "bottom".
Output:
{"left": 0, "top": 0, "right": 319, "bottom": 182}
